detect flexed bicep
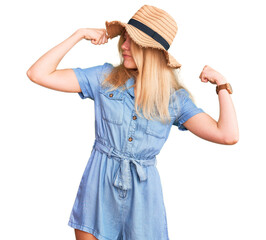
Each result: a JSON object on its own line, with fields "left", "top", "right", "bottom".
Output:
{"left": 182, "top": 112, "right": 230, "bottom": 145}
{"left": 30, "top": 69, "right": 82, "bottom": 93}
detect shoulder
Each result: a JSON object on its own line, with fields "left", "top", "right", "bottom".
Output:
{"left": 101, "top": 62, "right": 114, "bottom": 73}
{"left": 81, "top": 62, "right": 114, "bottom": 82}
{"left": 97, "top": 62, "right": 114, "bottom": 79}
{"left": 169, "top": 88, "right": 190, "bottom": 108}
{"left": 78, "top": 62, "right": 114, "bottom": 74}
{"left": 175, "top": 88, "right": 189, "bottom": 98}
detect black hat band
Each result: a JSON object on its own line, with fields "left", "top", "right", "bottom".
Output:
{"left": 127, "top": 18, "right": 170, "bottom": 50}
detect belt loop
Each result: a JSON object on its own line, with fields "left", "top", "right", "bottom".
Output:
{"left": 107, "top": 146, "right": 114, "bottom": 158}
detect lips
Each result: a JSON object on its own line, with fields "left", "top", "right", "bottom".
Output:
{"left": 122, "top": 53, "right": 132, "bottom": 58}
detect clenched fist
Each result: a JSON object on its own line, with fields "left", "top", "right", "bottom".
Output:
{"left": 79, "top": 28, "right": 109, "bottom": 45}
{"left": 199, "top": 65, "right": 227, "bottom": 85}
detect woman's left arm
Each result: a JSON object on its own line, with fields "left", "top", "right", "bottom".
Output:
{"left": 183, "top": 65, "right": 239, "bottom": 145}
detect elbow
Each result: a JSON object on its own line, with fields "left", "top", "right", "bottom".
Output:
{"left": 26, "top": 68, "right": 33, "bottom": 81}
{"left": 222, "top": 134, "right": 239, "bottom": 145}
{"left": 26, "top": 68, "right": 38, "bottom": 83}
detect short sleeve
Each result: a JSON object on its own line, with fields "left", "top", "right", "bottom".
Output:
{"left": 173, "top": 89, "right": 204, "bottom": 131}
{"left": 73, "top": 62, "right": 113, "bottom": 100}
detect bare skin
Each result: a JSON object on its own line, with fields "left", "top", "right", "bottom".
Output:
{"left": 75, "top": 229, "right": 98, "bottom": 240}
{"left": 121, "top": 31, "right": 137, "bottom": 69}
{"left": 26, "top": 28, "right": 108, "bottom": 93}
{"left": 26, "top": 27, "right": 238, "bottom": 145}
{"left": 187, "top": 65, "right": 239, "bottom": 144}
{"left": 26, "top": 26, "right": 239, "bottom": 240}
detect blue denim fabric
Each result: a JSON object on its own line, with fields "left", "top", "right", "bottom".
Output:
{"left": 68, "top": 63, "right": 204, "bottom": 240}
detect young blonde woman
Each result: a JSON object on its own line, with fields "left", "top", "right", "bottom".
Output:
{"left": 27, "top": 5, "right": 239, "bottom": 240}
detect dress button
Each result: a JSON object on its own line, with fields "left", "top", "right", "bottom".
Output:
{"left": 109, "top": 93, "right": 113, "bottom": 97}
{"left": 133, "top": 115, "right": 137, "bottom": 120}
{"left": 128, "top": 137, "right": 133, "bottom": 142}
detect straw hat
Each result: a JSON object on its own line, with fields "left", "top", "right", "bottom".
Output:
{"left": 105, "top": 5, "right": 182, "bottom": 69}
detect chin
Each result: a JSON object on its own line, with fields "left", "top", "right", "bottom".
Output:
{"left": 123, "top": 63, "right": 137, "bottom": 69}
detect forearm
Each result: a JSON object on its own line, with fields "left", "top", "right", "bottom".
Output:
{"left": 27, "top": 29, "right": 84, "bottom": 79}
{"left": 216, "top": 78, "right": 239, "bottom": 143}
{"left": 188, "top": 65, "right": 239, "bottom": 145}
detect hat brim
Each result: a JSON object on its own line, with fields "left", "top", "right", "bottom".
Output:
{"left": 105, "top": 21, "right": 182, "bottom": 69}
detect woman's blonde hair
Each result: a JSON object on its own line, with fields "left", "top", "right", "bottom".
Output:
{"left": 101, "top": 30, "right": 193, "bottom": 124}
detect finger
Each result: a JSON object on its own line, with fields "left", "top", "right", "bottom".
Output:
{"left": 98, "top": 30, "right": 106, "bottom": 40}
{"left": 101, "top": 33, "right": 108, "bottom": 44}
{"left": 91, "top": 38, "right": 100, "bottom": 45}
{"left": 99, "top": 31, "right": 108, "bottom": 44}
{"left": 97, "top": 35, "right": 103, "bottom": 45}
{"left": 95, "top": 36, "right": 102, "bottom": 45}
{"left": 103, "top": 34, "right": 108, "bottom": 43}
{"left": 102, "top": 31, "right": 109, "bottom": 43}
{"left": 201, "top": 77, "right": 208, "bottom": 83}
{"left": 200, "top": 72, "right": 207, "bottom": 82}
{"left": 101, "top": 32, "right": 109, "bottom": 44}
{"left": 91, "top": 39, "right": 96, "bottom": 45}
{"left": 98, "top": 34, "right": 106, "bottom": 45}
{"left": 208, "top": 78, "right": 217, "bottom": 84}
{"left": 199, "top": 71, "right": 203, "bottom": 79}
{"left": 93, "top": 32, "right": 103, "bottom": 45}
{"left": 99, "top": 38, "right": 105, "bottom": 45}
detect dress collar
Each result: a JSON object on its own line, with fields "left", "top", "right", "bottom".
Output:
{"left": 125, "top": 77, "right": 135, "bottom": 98}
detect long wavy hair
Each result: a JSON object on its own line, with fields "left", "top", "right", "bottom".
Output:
{"left": 101, "top": 29, "right": 194, "bottom": 124}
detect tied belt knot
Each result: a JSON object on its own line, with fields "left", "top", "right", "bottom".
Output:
{"left": 93, "top": 139, "right": 157, "bottom": 191}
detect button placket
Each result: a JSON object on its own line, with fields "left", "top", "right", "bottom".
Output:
{"left": 125, "top": 111, "right": 137, "bottom": 153}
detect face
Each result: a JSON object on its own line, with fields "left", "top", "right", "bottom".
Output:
{"left": 121, "top": 31, "right": 137, "bottom": 69}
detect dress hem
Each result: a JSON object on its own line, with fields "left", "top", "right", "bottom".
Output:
{"left": 68, "top": 221, "right": 113, "bottom": 240}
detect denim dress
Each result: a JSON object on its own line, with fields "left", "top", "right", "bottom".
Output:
{"left": 68, "top": 63, "right": 204, "bottom": 240}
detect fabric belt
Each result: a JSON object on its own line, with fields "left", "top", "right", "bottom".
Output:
{"left": 92, "top": 139, "right": 157, "bottom": 191}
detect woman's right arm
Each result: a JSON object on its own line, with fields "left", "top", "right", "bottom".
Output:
{"left": 26, "top": 28, "right": 108, "bottom": 92}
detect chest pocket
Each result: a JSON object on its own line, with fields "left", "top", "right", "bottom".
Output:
{"left": 146, "top": 121, "right": 169, "bottom": 139}
{"left": 99, "top": 88, "right": 125, "bottom": 125}
{"left": 145, "top": 108, "right": 176, "bottom": 139}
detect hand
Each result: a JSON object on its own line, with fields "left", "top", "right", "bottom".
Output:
{"left": 199, "top": 65, "right": 227, "bottom": 85}
{"left": 79, "top": 28, "right": 109, "bottom": 45}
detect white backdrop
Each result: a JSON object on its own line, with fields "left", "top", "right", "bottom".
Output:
{"left": 1, "top": 0, "right": 265, "bottom": 239}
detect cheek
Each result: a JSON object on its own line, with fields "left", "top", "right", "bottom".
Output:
{"left": 130, "top": 59, "right": 137, "bottom": 68}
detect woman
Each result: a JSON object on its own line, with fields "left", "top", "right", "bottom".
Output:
{"left": 26, "top": 5, "right": 239, "bottom": 240}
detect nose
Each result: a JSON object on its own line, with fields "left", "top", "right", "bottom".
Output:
{"left": 121, "top": 38, "right": 130, "bottom": 50}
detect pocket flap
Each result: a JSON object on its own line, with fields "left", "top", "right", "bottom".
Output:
{"left": 99, "top": 88, "right": 124, "bottom": 100}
